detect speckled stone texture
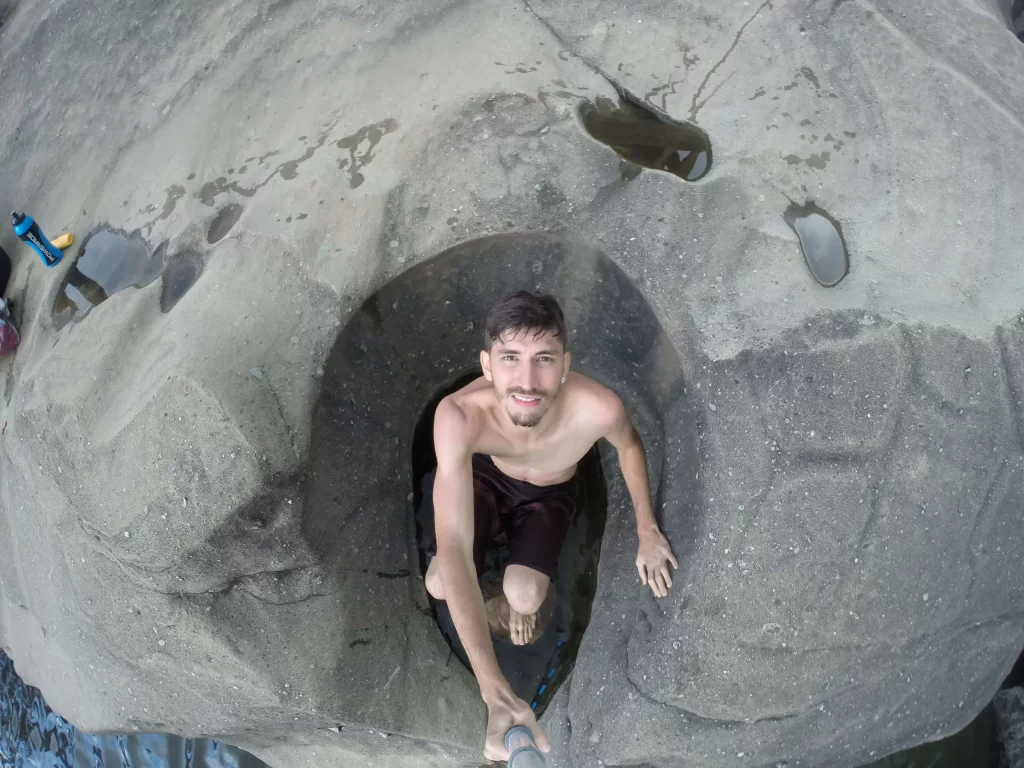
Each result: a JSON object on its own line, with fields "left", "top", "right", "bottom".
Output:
{"left": 0, "top": 0, "right": 1022, "bottom": 766}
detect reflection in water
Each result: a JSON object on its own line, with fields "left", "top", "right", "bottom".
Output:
{"left": 579, "top": 96, "right": 712, "bottom": 182}
{"left": 52, "top": 229, "right": 202, "bottom": 326}
{"left": 161, "top": 251, "right": 204, "bottom": 313}
{"left": 784, "top": 202, "right": 850, "bottom": 287}
{"left": 0, "top": 651, "right": 267, "bottom": 767}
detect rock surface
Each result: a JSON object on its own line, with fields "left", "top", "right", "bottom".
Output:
{"left": 0, "top": 0, "right": 1022, "bottom": 767}
{"left": 996, "top": 688, "right": 1024, "bottom": 768}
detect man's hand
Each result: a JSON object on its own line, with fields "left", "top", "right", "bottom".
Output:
{"left": 636, "top": 527, "right": 679, "bottom": 598}
{"left": 483, "top": 686, "right": 551, "bottom": 761}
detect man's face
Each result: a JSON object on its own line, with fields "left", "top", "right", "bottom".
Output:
{"left": 481, "top": 328, "right": 569, "bottom": 428}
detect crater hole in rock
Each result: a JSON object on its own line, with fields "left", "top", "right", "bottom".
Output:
{"left": 52, "top": 227, "right": 168, "bottom": 328}
{"left": 306, "top": 232, "right": 690, "bottom": 719}
{"left": 784, "top": 202, "right": 850, "bottom": 287}
{"left": 580, "top": 95, "right": 712, "bottom": 182}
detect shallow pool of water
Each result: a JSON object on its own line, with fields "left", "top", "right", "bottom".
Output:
{"left": 0, "top": 651, "right": 266, "bottom": 768}
{"left": 579, "top": 96, "right": 712, "bottom": 182}
{"left": 784, "top": 202, "right": 849, "bottom": 286}
{"left": 52, "top": 228, "right": 203, "bottom": 327}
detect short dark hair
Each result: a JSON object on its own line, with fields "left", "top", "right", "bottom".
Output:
{"left": 484, "top": 291, "right": 567, "bottom": 350}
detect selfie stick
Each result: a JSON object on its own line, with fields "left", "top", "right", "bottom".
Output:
{"left": 505, "top": 726, "right": 547, "bottom": 767}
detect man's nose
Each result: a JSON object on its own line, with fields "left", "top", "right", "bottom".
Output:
{"left": 519, "top": 364, "right": 537, "bottom": 390}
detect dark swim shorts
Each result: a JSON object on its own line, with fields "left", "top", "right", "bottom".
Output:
{"left": 426, "top": 454, "right": 577, "bottom": 582}
{"left": 469, "top": 454, "right": 576, "bottom": 581}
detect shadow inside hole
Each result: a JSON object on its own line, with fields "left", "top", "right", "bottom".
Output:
{"left": 411, "top": 372, "right": 608, "bottom": 715}
{"left": 1004, "top": 646, "right": 1024, "bottom": 689}
{"left": 0, "top": 2, "right": 13, "bottom": 31}
{"left": 1011, "top": 0, "right": 1024, "bottom": 39}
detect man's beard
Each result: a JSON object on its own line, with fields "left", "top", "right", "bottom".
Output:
{"left": 502, "top": 386, "right": 554, "bottom": 428}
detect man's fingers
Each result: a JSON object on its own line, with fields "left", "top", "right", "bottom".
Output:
{"left": 668, "top": 551, "right": 680, "bottom": 569}
{"left": 529, "top": 721, "right": 552, "bottom": 753}
{"left": 637, "top": 563, "right": 648, "bottom": 585}
{"left": 651, "top": 571, "right": 665, "bottom": 597}
{"left": 661, "top": 565, "right": 673, "bottom": 590}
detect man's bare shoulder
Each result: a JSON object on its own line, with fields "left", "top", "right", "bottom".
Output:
{"left": 566, "top": 373, "right": 626, "bottom": 432}
{"left": 433, "top": 378, "right": 493, "bottom": 461}
{"left": 440, "top": 377, "right": 496, "bottom": 428}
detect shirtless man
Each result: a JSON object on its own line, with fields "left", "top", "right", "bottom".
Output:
{"left": 424, "top": 290, "right": 678, "bottom": 761}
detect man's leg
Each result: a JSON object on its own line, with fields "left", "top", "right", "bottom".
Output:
{"left": 425, "top": 557, "right": 445, "bottom": 600}
{"left": 503, "top": 565, "right": 549, "bottom": 646}
{"left": 503, "top": 486, "right": 575, "bottom": 646}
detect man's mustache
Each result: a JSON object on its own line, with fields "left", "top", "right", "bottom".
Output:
{"left": 506, "top": 388, "right": 549, "bottom": 397}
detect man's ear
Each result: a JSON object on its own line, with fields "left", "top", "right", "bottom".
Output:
{"left": 480, "top": 349, "right": 493, "bottom": 382}
{"left": 562, "top": 349, "right": 571, "bottom": 380}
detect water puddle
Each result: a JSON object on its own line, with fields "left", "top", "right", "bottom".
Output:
{"left": 0, "top": 651, "right": 268, "bottom": 768}
{"left": 784, "top": 202, "right": 849, "bottom": 287}
{"left": 579, "top": 96, "right": 712, "bottom": 182}
{"left": 412, "top": 372, "right": 608, "bottom": 715}
{"left": 160, "top": 251, "right": 203, "bottom": 313}
{"left": 52, "top": 228, "right": 201, "bottom": 326}
{"left": 207, "top": 204, "right": 243, "bottom": 244}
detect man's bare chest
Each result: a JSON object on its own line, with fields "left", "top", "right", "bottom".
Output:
{"left": 485, "top": 432, "right": 597, "bottom": 486}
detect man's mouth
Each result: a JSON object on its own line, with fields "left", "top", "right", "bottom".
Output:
{"left": 511, "top": 394, "right": 542, "bottom": 408}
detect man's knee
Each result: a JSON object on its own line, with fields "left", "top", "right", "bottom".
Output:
{"left": 425, "top": 558, "right": 445, "bottom": 600}
{"left": 503, "top": 565, "right": 548, "bottom": 615}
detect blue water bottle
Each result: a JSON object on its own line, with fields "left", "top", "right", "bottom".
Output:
{"left": 12, "top": 211, "right": 62, "bottom": 268}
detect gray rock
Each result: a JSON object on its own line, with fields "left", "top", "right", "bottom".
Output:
{"left": 0, "top": 0, "right": 1021, "bottom": 767}
{"left": 996, "top": 688, "right": 1024, "bottom": 768}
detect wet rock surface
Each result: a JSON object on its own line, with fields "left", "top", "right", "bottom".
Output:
{"left": 0, "top": 0, "right": 1021, "bottom": 767}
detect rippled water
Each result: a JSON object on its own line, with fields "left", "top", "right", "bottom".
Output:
{"left": 0, "top": 651, "right": 266, "bottom": 768}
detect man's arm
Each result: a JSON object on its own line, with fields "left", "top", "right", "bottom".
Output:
{"left": 601, "top": 392, "right": 679, "bottom": 598}
{"left": 432, "top": 399, "right": 549, "bottom": 760}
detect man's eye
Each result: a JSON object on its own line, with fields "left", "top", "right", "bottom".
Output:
{"left": 502, "top": 356, "right": 516, "bottom": 362}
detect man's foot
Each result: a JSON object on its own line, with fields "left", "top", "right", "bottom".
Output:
{"left": 481, "top": 572, "right": 553, "bottom": 644}
{"left": 508, "top": 604, "right": 538, "bottom": 646}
